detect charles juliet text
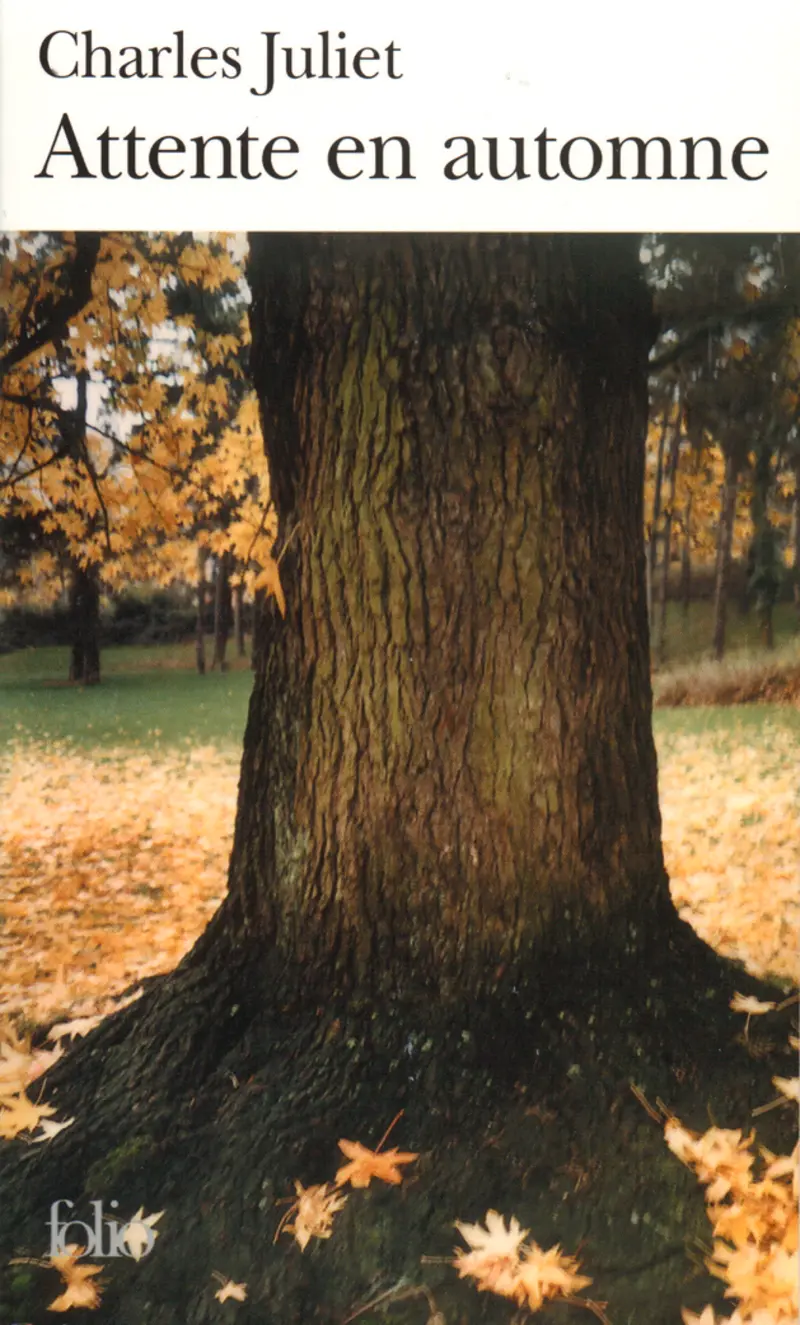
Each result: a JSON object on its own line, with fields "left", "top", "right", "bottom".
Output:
{"left": 39, "top": 28, "right": 404, "bottom": 97}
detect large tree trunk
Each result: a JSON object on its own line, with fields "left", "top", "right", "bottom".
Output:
{"left": 1, "top": 236, "right": 792, "bottom": 1325}
{"left": 711, "top": 453, "right": 738, "bottom": 660}
{"left": 67, "top": 559, "right": 101, "bottom": 684}
{"left": 217, "top": 233, "right": 670, "bottom": 996}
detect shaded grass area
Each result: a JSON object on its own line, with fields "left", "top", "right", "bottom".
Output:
{"left": 651, "top": 603, "right": 800, "bottom": 708}
{"left": 655, "top": 599, "right": 798, "bottom": 667}
{"left": 0, "top": 644, "right": 253, "bottom": 750}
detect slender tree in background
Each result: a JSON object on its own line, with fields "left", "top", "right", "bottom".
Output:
{"left": 793, "top": 453, "right": 800, "bottom": 621}
{"left": 748, "top": 440, "right": 781, "bottom": 647}
{"left": 678, "top": 446, "right": 700, "bottom": 615}
{"left": 233, "top": 576, "right": 247, "bottom": 657}
{"left": 653, "top": 387, "right": 683, "bottom": 665}
{"left": 712, "top": 450, "right": 741, "bottom": 658}
{"left": 645, "top": 392, "right": 671, "bottom": 626}
{"left": 194, "top": 546, "right": 208, "bottom": 675}
{"left": 211, "top": 550, "right": 232, "bottom": 671}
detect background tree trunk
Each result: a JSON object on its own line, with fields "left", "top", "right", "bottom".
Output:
{"left": 233, "top": 575, "right": 246, "bottom": 657}
{"left": 653, "top": 416, "right": 681, "bottom": 665}
{"left": 211, "top": 550, "right": 231, "bottom": 671}
{"left": 195, "top": 546, "right": 207, "bottom": 675}
{"left": 680, "top": 490, "right": 694, "bottom": 615}
{"left": 793, "top": 454, "right": 800, "bottom": 623}
{"left": 646, "top": 411, "right": 669, "bottom": 628}
{"left": 749, "top": 442, "right": 779, "bottom": 650}
{"left": 711, "top": 453, "right": 738, "bottom": 660}
{"left": 67, "top": 559, "right": 101, "bottom": 684}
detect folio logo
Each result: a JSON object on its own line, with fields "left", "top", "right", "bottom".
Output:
{"left": 48, "top": 1200, "right": 161, "bottom": 1259}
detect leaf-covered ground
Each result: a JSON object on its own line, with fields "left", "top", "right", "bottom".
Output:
{"left": 0, "top": 722, "right": 797, "bottom": 1027}
{"left": 0, "top": 742, "right": 237, "bottom": 1025}
{"left": 657, "top": 723, "right": 799, "bottom": 990}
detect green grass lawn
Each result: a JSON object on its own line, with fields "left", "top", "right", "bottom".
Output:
{"left": 652, "top": 703, "right": 800, "bottom": 739}
{"left": 0, "top": 643, "right": 253, "bottom": 750}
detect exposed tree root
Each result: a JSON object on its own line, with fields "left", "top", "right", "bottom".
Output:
{"left": 1, "top": 921, "right": 795, "bottom": 1325}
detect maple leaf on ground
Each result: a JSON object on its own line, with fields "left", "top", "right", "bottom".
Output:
{"left": 48, "top": 1244, "right": 104, "bottom": 1311}
{"left": 729, "top": 994, "right": 777, "bottom": 1016}
{"left": 214, "top": 1277, "right": 248, "bottom": 1302}
{"left": 29, "top": 1116, "right": 75, "bottom": 1143}
{"left": 513, "top": 1242, "right": 592, "bottom": 1312}
{"left": 762, "top": 1141, "right": 799, "bottom": 1187}
{"left": 122, "top": 1207, "right": 164, "bottom": 1261}
{"left": 0, "top": 1090, "right": 57, "bottom": 1139}
{"left": 335, "top": 1139, "right": 419, "bottom": 1189}
{"left": 709, "top": 1241, "right": 798, "bottom": 1320}
{"left": 664, "top": 1122, "right": 755, "bottom": 1201}
{"left": 47, "top": 1015, "right": 103, "bottom": 1043}
{"left": 729, "top": 993, "right": 779, "bottom": 1040}
{"left": 453, "top": 1211, "right": 529, "bottom": 1299}
{"left": 451, "top": 1212, "right": 592, "bottom": 1311}
{"left": 455, "top": 1210, "right": 529, "bottom": 1259}
{"left": 281, "top": 1181, "right": 348, "bottom": 1251}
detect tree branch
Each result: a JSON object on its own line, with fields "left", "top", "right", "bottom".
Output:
{"left": 0, "top": 233, "right": 101, "bottom": 381}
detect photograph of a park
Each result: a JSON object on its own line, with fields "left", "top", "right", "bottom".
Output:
{"left": 0, "top": 232, "right": 798, "bottom": 1324}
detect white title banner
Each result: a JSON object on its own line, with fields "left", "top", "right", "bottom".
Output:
{"left": 1, "top": 0, "right": 798, "bottom": 230}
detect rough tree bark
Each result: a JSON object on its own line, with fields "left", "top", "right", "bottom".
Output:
{"left": 711, "top": 453, "right": 739, "bottom": 660}
{"left": 67, "top": 559, "right": 101, "bottom": 685}
{"left": 224, "top": 233, "right": 671, "bottom": 994}
{"left": 1, "top": 236, "right": 792, "bottom": 1325}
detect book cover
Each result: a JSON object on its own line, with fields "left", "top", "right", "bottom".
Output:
{"left": 1, "top": 4, "right": 798, "bottom": 1324}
